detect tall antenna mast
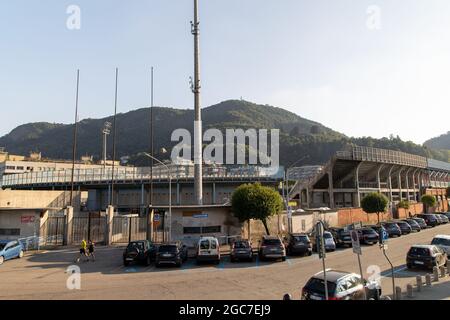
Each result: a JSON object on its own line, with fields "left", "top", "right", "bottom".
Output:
{"left": 192, "top": 0, "right": 203, "bottom": 205}
{"left": 70, "top": 69, "right": 80, "bottom": 207}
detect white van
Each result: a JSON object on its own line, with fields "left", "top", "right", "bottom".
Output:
{"left": 196, "top": 237, "right": 220, "bottom": 264}
{"left": 431, "top": 235, "right": 450, "bottom": 255}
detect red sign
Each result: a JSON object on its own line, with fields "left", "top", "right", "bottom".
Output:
{"left": 21, "top": 216, "right": 35, "bottom": 223}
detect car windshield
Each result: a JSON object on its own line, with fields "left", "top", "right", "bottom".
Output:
{"left": 385, "top": 223, "right": 398, "bottom": 228}
{"left": 406, "top": 220, "right": 418, "bottom": 225}
{"left": 128, "top": 242, "right": 144, "bottom": 251}
{"left": 323, "top": 233, "right": 333, "bottom": 239}
{"left": 234, "top": 241, "right": 250, "bottom": 248}
{"left": 338, "top": 230, "right": 349, "bottom": 235}
{"left": 263, "top": 239, "right": 282, "bottom": 245}
{"left": 409, "top": 247, "right": 430, "bottom": 256}
{"left": 293, "top": 236, "right": 309, "bottom": 243}
{"left": 362, "top": 229, "right": 376, "bottom": 234}
{"left": 200, "top": 240, "right": 210, "bottom": 249}
{"left": 158, "top": 245, "right": 177, "bottom": 253}
{"left": 305, "top": 278, "right": 337, "bottom": 296}
{"left": 0, "top": 243, "right": 6, "bottom": 250}
{"left": 432, "top": 238, "right": 450, "bottom": 246}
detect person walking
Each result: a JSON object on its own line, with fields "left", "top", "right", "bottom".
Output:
{"left": 76, "top": 239, "right": 87, "bottom": 263}
{"left": 88, "top": 240, "right": 95, "bottom": 262}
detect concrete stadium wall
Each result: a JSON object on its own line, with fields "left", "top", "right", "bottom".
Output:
{"left": 397, "top": 203, "right": 424, "bottom": 219}
{"left": 0, "top": 210, "right": 44, "bottom": 241}
{"left": 0, "top": 190, "right": 79, "bottom": 209}
{"left": 337, "top": 208, "right": 392, "bottom": 226}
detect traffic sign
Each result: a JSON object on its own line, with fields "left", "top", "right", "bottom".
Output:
{"left": 153, "top": 214, "right": 160, "bottom": 222}
{"left": 350, "top": 230, "right": 362, "bottom": 255}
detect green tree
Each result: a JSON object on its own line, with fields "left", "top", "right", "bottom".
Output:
{"left": 421, "top": 195, "right": 437, "bottom": 213}
{"left": 397, "top": 200, "right": 410, "bottom": 210}
{"left": 361, "top": 192, "right": 389, "bottom": 224}
{"left": 231, "top": 183, "right": 284, "bottom": 235}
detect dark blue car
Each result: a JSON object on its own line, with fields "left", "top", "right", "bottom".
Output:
{"left": 0, "top": 240, "right": 25, "bottom": 265}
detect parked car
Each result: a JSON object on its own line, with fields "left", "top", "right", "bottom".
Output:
{"left": 123, "top": 240, "right": 156, "bottom": 266}
{"left": 356, "top": 228, "right": 379, "bottom": 245}
{"left": 406, "top": 245, "right": 447, "bottom": 270}
{"left": 402, "top": 219, "right": 421, "bottom": 232}
{"left": 443, "top": 212, "right": 450, "bottom": 220}
{"left": 394, "top": 220, "right": 412, "bottom": 235}
{"left": 416, "top": 214, "right": 439, "bottom": 227}
{"left": 230, "top": 239, "right": 254, "bottom": 262}
{"left": 301, "top": 270, "right": 381, "bottom": 300}
{"left": 367, "top": 224, "right": 387, "bottom": 239}
{"left": 311, "top": 231, "right": 336, "bottom": 252}
{"left": 196, "top": 237, "right": 221, "bottom": 264}
{"left": 329, "top": 228, "right": 352, "bottom": 247}
{"left": 381, "top": 222, "right": 402, "bottom": 238}
{"left": 258, "top": 236, "right": 286, "bottom": 261}
{"left": 431, "top": 235, "right": 450, "bottom": 256}
{"left": 155, "top": 242, "right": 188, "bottom": 267}
{"left": 284, "top": 233, "right": 312, "bottom": 256}
{"left": 0, "top": 240, "right": 24, "bottom": 265}
{"left": 435, "top": 214, "right": 449, "bottom": 224}
{"left": 411, "top": 217, "right": 428, "bottom": 229}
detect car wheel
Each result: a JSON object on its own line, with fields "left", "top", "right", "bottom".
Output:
{"left": 282, "top": 256, "right": 286, "bottom": 262}
{"left": 18, "top": 250, "right": 24, "bottom": 258}
{"left": 0, "top": 256, "right": 4, "bottom": 265}
{"left": 176, "top": 262, "right": 182, "bottom": 268}
{"left": 407, "top": 263, "right": 412, "bottom": 269}
{"left": 145, "top": 256, "right": 151, "bottom": 266}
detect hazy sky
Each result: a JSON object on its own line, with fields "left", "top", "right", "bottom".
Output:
{"left": 1, "top": 0, "right": 449, "bottom": 144}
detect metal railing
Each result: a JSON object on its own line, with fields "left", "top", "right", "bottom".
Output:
{"left": 1, "top": 165, "right": 284, "bottom": 187}
{"left": 336, "top": 146, "right": 428, "bottom": 168}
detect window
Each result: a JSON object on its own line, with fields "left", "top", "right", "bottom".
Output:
{"left": 6, "top": 166, "right": 15, "bottom": 170}
{"left": 0, "top": 228, "right": 20, "bottom": 236}
{"left": 183, "top": 227, "right": 202, "bottom": 234}
{"left": 202, "top": 226, "right": 221, "bottom": 233}
{"left": 210, "top": 240, "right": 217, "bottom": 249}
{"left": 16, "top": 166, "right": 24, "bottom": 170}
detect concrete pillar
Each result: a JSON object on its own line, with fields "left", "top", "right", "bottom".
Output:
{"left": 328, "top": 169, "right": 334, "bottom": 208}
{"left": 147, "top": 208, "right": 154, "bottom": 242}
{"left": 306, "top": 187, "right": 311, "bottom": 208}
{"left": 395, "top": 286, "right": 402, "bottom": 300}
{"left": 377, "top": 164, "right": 384, "bottom": 193}
{"left": 405, "top": 168, "right": 411, "bottom": 202}
{"left": 406, "top": 284, "right": 414, "bottom": 298}
{"left": 398, "top": 168, "right": 404, "bottom": 201}
{"left": 355, "top": 163, "right": 363, "bottom": 207}
{"left": 176, "top": 183, "right": 181, "bottom": 205}
{"left": 425, "top": 274, "right": 432, "bottom": 286}
{"left": 433, "top": 266, "right": 439, "bottom": 282}
{"left": 106, "top": 205, "right": 114, "bottom": 246}
{"left": 64, "top": 206, "right": 74, "bottom": 246}
{"left": 388, "top": 165, "right": 394, "bottom": 204}
{"left": 416, "top": 276, "right": 422, "bottom": 292}
{"left": 212, "top": 182, "right": 216, "bottom": 205}
{"left": 439, "top": 266, "right": 446, "bottom": 278}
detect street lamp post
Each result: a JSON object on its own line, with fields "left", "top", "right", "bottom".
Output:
{"left": 140, "top": 152, "right": 172, "bottom": 242}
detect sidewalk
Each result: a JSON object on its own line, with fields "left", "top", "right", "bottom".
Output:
{"left": 406, "top": 277, "right": 450, "bottom": 300}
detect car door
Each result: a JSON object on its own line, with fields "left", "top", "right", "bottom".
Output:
{"left": 4, "top": 242, "right": 14, "bottom": 260}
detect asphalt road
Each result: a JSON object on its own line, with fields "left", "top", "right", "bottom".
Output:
{"left": 1, "top": 223, "right": 449, "bottom": 300}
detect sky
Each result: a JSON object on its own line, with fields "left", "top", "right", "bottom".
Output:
{"left": 1, "top": 0, "right": 450, "bottom": 144}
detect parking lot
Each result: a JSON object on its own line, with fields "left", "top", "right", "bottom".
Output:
{"left": 1, "top": 223, "right": 450, "bottom": 300}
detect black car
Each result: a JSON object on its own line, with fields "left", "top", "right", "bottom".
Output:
{"left": 403, "top": 219, "right": 421, "bottom": 232}
{"left": 230, "top": 240, "right": 254, "bottom": 262}
{"left": 381, "top": 222, "right": 402, "bottom": 238}
{"left": 155, "top": 242, "right": 188, "bottom": 267}
{"left": 394, "top": 220, "right": 412, "bottom": 235}
{"left": 367, "top": 224, "right": 387, "bottom": 238}
{"left": 329, "top": 228, "right": 352, "bottom": 247}
{"left": 406, "top": 245, "right": 448, "bottom": 270}
{"left": 416, "top": 214, "right": 439, "bottom": 227}
{"left": 123, "top": 240, "right": 156, "bottom": 266}
{"left": 357, "top": 228, "right": 379, "bottom": 245}
{"left": 411, "top": 217, "right": 428, "bottom": 229}
{"left": 444, "top": 212, "right": 450, "bottom": 220}
{"left": 301, "top": 270, "right": 381, "bottom": 300}
{"left": 284, "top": 233, "right": 312, "bottom": 256}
